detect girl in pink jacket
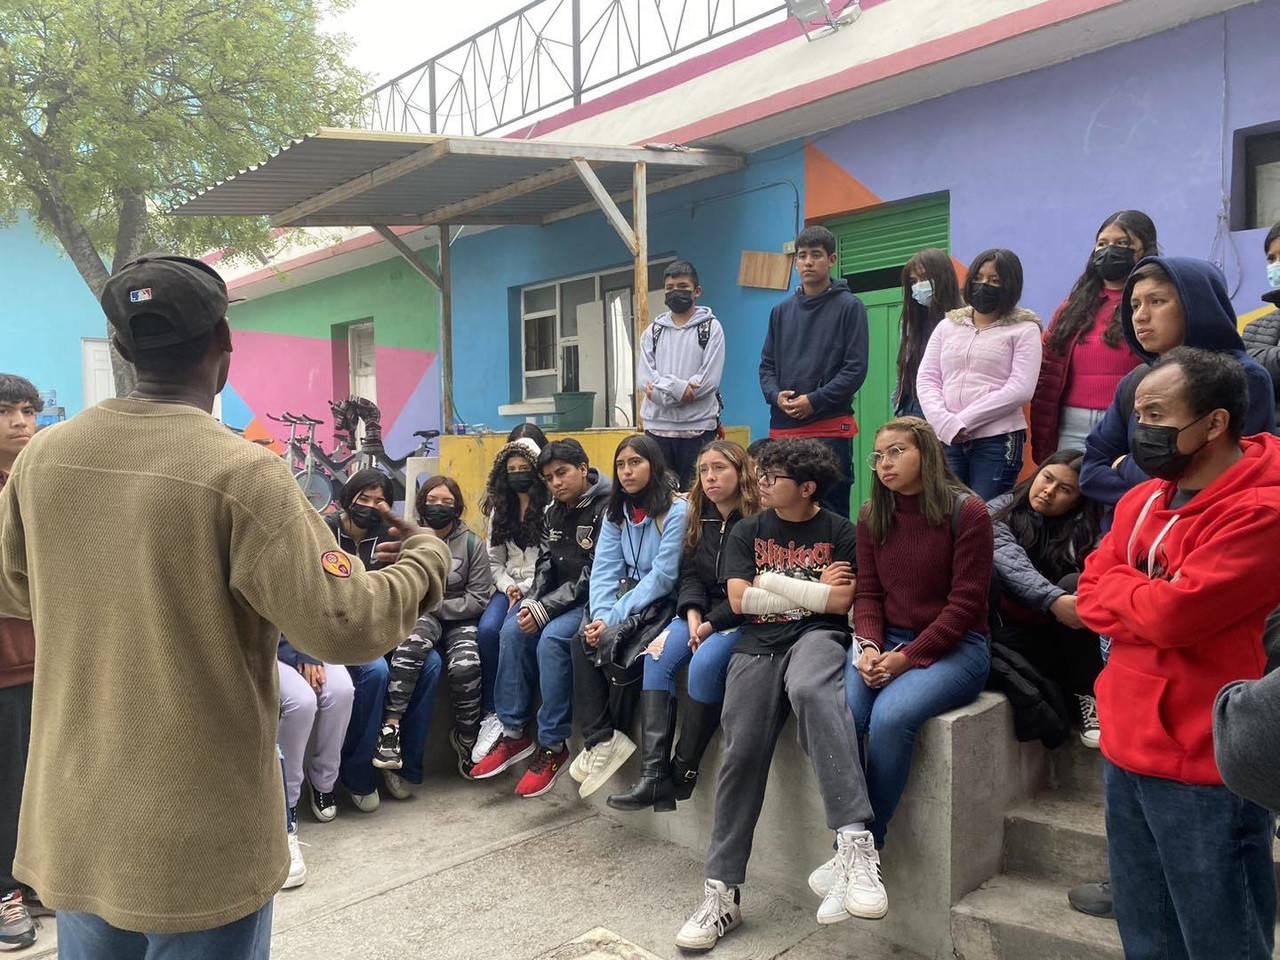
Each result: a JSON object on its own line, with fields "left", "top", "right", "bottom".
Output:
{"left": 916, "top": 248, "right": 1042, "bottom": 499}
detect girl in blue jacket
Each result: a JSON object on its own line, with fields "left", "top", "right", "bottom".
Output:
{"left": 574, "top": 434, "right": 689, "bottom": 800}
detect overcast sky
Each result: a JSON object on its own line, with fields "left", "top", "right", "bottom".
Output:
{"left": 327, "top": 1, "right": 531, "bottom": 85}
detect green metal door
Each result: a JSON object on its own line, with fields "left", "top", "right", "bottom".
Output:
{"left": 827, "top": 194, "right": 950, "bottom": 513}
{"left": 850, "top": 287, "right": 902, "bottom": 512}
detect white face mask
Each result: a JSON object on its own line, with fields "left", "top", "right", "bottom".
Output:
{"left": 910, "top": 280, "right": 933, "bottom": 307}
{"left": 1268, "top": 261, "right": 1280, "bottom": 290}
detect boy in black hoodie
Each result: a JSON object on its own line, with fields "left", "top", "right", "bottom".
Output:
{"left": 472, "top": 438, "right": 611, "bottom": 798}
{"left": 758, "top": 225, "right": 869, "bottom": 518}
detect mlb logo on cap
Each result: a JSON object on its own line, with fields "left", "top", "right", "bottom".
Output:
{"left": 129, "top": 288, "right": 153, "bottom": 303}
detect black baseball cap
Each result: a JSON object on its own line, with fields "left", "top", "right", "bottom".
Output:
{"left": 101, "top": 254, "right": 229, "bottom": 352}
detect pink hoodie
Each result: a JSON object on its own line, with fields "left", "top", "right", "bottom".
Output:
{"left": 916, "top": 306, "right": 1043, "bottom": 444}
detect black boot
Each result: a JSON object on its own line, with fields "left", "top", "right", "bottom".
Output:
{"left": 671, "top": 699, "right": 722, "bottom": 801}
{"left": 606, "top": 691, "right": 677, "bottom": 812}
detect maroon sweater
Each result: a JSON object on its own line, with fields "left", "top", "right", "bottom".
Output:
{"left": 854, "top": 492, "right": 993, "bottom": 667}
{"left": 0, "top": 470, "right": 34, "bottom": 688}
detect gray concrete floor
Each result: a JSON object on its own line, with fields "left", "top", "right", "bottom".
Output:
{"left": 19, "top": 770, "right": 923, "bottom": 959}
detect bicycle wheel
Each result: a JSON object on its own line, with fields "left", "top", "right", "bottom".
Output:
{"left": 295, "top": 469, "right": 335, "bottom": 511}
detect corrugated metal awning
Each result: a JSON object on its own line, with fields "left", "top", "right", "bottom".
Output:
{"left": 172, "top": 128, "right": 745, "bottom": 228}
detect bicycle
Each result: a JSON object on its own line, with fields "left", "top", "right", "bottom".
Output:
{"left": 267, "top": 412, "right": 361, "bottom": 511}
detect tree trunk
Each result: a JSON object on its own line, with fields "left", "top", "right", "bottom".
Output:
{"left": 30, "top": 181, "right": 138, "bottom": 396}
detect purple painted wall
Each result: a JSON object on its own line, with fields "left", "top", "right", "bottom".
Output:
{"left": 812, "top": 1, "right": 1280, "bottom": 322}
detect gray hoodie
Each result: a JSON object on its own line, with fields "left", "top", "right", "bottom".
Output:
{"left": 435, "top": 520, "right": 495, "bottom": 622}
{"left": 1214, "top": 670, "right": 1280, "bottom": 812}
{"left": 637, "top": 304, "right": 725, "bottom": 433}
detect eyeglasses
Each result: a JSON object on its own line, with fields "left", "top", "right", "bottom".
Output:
{"left": 757, "top": 471, "right": 799, "bottom": 488}
{"left": 867, "top": 445, "right": 912, "bottom": 469}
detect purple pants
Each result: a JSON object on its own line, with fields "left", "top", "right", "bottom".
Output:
{"left": 277, "top": 662, "right": 355, "bottom": 808}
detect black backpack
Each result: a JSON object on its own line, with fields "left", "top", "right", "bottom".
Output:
{"left": 651, "top": 319, "right": 724, "bottom": 425}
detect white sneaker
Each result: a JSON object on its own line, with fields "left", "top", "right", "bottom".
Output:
{"left": 569, "top": 744, "right": 594, "bottom": 784}
{"left": 840, "top": 830, "right": 887, "bottom": 919}
{"left": 473, "top": 713, "right": 503, "bottom": 764}
{"left": 578, "top": 731, "right": 637, "bottom": 798}
{"left": 675, "top": 879, "right": 741, "bottom": 952}
{"left": 350, "top": 790, "right": 380, "bottom": 813}
{"left": 283, "top": 825, "right": 308, "bottom": 889}
{"left": 1077, "top": 694, "right": 1101, "bottom": 749}
{"left": 381, "top": 769, "right": 412, "bottom": 800}
{"left": 808, "top": 853, "right": 839, "bottom": 898}
{"left": 816, "top": 851, "right": 850, "bottom": 924}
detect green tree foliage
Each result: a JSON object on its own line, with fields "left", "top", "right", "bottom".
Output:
{"left": 0, "top": 0, "right": 368, "bottom": 390}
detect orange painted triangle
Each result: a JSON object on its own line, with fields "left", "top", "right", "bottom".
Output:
{"left": 805, "top": 144, "right": 882, "bottom": 221}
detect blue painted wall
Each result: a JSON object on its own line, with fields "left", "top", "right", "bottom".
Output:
{"left": 1, "top": 216, "right": 103, "bottom": 414}
{"left": 449, "top": 142, "right": 806, "bottom": 441}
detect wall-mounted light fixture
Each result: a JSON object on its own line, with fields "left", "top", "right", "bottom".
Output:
{"left": 787, "top": 0, "right": 861, "bottom": 42}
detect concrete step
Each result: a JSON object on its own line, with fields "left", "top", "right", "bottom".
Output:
{"left": 1004, "top": 788, "right": 1280, "bottom": 902}
{"left": 951, "top": 875, "right": 1123, "bottom": 960}
{"left": 1047, "top": 739, "right": 1103, "bottom": 796}
{"left": 1003, "top": 793, "right": 1107, "bottom": 888}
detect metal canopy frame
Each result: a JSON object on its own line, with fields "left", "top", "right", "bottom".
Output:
{"left": 174, "top": 129, "right": 744, "bottom": 429}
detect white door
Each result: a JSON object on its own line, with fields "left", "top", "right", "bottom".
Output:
{"left": 349, "top": 322, "right": 377, "bottom": 402}
{"left": 576, "top": 301, "right": 607, "bottom": 428}
{"left": 81, "top": 339, "right": 116, "bottom": 408}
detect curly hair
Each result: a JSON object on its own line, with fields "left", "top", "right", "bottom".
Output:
{"left": 756, "top": 438, "right": 843, "bottom": 500}
{"left": 685, "top": 440, "right": 761, "bottom": 551}
{"left": 481, "top": 442, "right": 549, "bottom": 547}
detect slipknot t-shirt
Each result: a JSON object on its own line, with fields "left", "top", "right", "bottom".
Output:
{"left": 724, "top": 507, "right": 857, "bottom": 654}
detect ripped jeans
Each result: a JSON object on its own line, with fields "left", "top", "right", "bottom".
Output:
{"left": 944, "top": 429, "right": 1025, "bottom": 501}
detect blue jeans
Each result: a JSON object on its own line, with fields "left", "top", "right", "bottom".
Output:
{"left": 496, "top": 605, "right": 581, "bottom": 747}
{"left": 57, "top": 901, "right": 273, "bottom": 960}
{"left": 340, "top": 650, "right": 441, "bottom": 793}
{"left": 1104, "top": 759, "right": 1276, "bottom": 960}
{"left": 944, "top": 429, "right": 1024, "bottom": 501}
{"left": 642, "top": 616, "right": 737, "bottom": 704}
{"left": 477, "top": 593, "right": 518, "bottom": 715}
{"left": 846, "top": 627, "right": 990, "bottom": 846}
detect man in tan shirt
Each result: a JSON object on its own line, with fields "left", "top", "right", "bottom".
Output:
{"left": 0, "top": 255, "right": 449, "bottom": 958}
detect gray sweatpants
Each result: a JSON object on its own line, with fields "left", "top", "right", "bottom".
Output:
{"left": 389, "top": 614, "right": 483, "bottom": 746}
{"left": 705, "top": 629, "right": 873, "bottom": 885}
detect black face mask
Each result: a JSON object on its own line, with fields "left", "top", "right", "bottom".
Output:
{"left": 664, "top": 290, "right": 694, "bottom": 314}
{"left": 1130, "top": 414, "right": 1210, "bottom": 481}
{"left": 507, "top": 471, "right": 536, "bottom": 493}
{"left": 347, "top": 504, "right": 382, "bottom": 530}
{"left": 420, "top": 503, "right": 457, "bottom": 530}
{"left": 969, "top": 281, "right": 1002, "bottom": 315}
{"left": 1093, "top": 244, "right": 1137, "bottom": 282}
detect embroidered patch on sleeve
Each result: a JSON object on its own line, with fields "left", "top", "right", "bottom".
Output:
{"left": 321, "top": 550, "right": 351, "bottom": 579}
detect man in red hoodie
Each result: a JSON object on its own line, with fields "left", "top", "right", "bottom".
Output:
{"left": 1078, "top": 346, "right": 1280, "bottom": 960}
{"left": 0, "top": 375, "right": 41, "bottom": 950}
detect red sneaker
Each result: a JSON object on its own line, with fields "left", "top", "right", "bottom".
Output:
{"left": 515, "top": 744, "right": 570, "bottom": 798}
{"left": 470, "top": 734, "right": 534, "bottom": 779}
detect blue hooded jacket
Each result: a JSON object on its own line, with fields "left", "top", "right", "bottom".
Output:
{"left": 1079, "top": 257, "right": 1277, "bottom": 512}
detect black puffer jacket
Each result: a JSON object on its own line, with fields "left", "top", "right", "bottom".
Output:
{"left": 522, "top": 468, "right": 611, "bottom": 629}
{"left": 675, "top": 500, "right": 745, "bottom": 635}
{"left": 1242, "top": 306, "right": 1280, "bottom": 413}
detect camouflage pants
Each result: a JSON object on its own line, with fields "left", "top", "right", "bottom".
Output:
{"left": 387, "top": 614, "right": 482, "bottom": 746}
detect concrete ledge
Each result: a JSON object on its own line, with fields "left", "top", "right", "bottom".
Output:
{"left": 579, "top": 691, "right": 1046, "bottom": 960}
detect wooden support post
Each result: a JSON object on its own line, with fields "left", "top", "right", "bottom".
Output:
{"left": 373, "top": 225, "right": 443, "bottom": 288}
{"left": 438, "top": 223, "right": 455, "bottom": 431}
{"left": 571, "top": 159, "right": 638, "bottom": 254}
{"left": 632, "top": 160, "right": 648, "bottom": 428}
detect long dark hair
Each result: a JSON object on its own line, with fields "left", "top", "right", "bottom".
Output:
{"left": 605, "top": 433, "right": 676, "bottom": 524}
{"left": 897, "top": 248, "right": 962, "bottom": 407}
{"left": 1047, "top": 210, "right": 1159, "bottom": 353}
{"left": 990, "top": 450, "right": 1102, "bottom": 581}
{"left": 863, "top": 417, "right": 971, "bottom": 546}
{"left": 481, "top": 442, "right": 549, "bottom": 548}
